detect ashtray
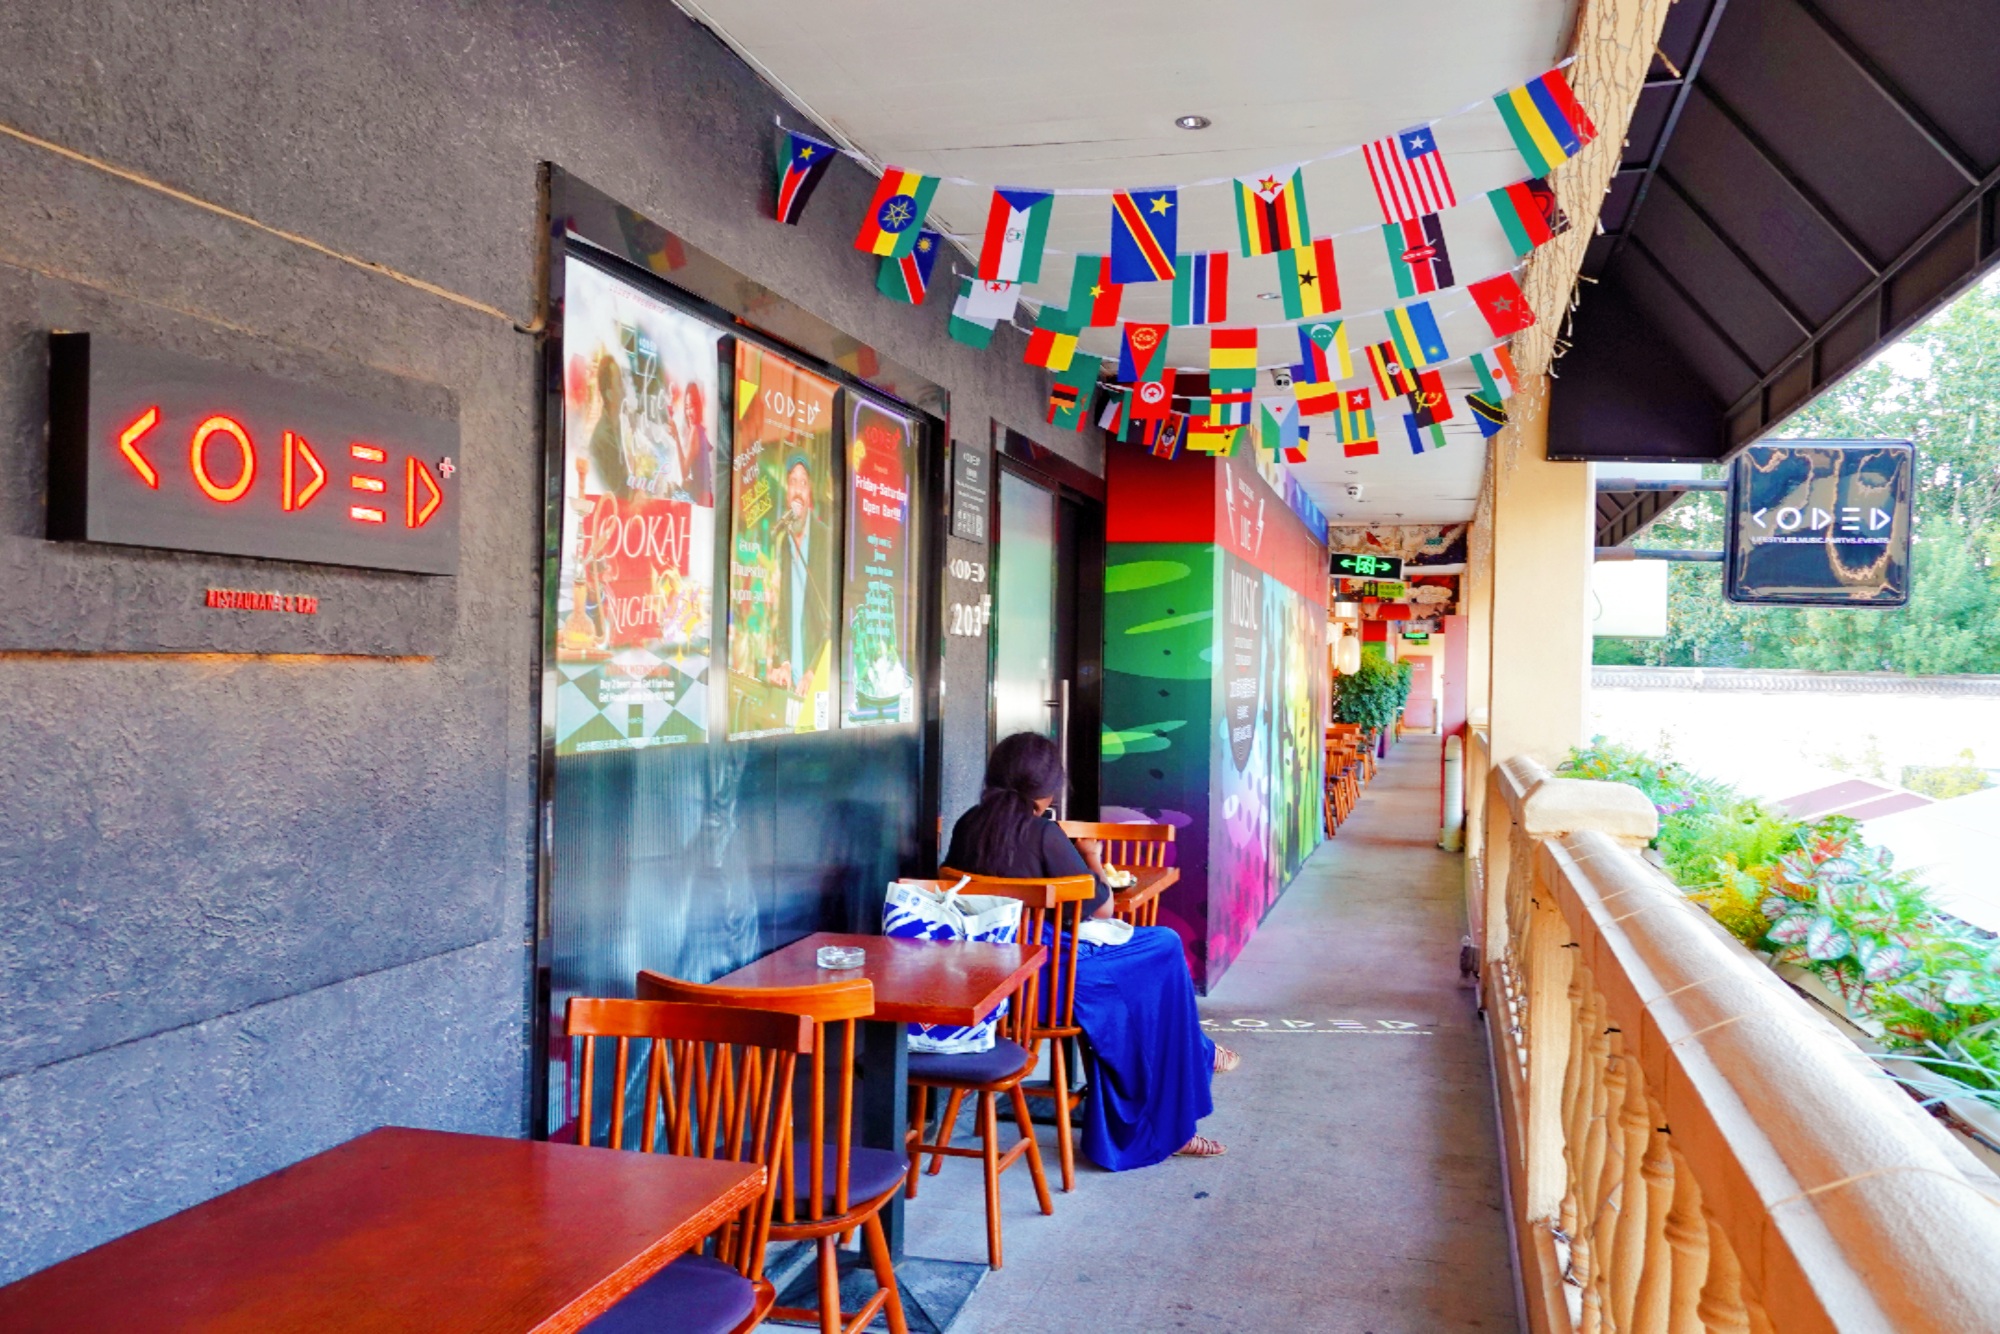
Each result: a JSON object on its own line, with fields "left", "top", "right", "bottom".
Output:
{"left": 816, "top": 944, "right": 866, "bottom": 970}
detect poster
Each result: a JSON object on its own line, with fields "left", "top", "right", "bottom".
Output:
{"left": 842, "top": 398, "right": 918, "bottom": 726}
{"left": 551, "top": 258, "right": 720, "bottom": 755}
{"left": 727, "top": 343, "right": 839, "bottom": 738}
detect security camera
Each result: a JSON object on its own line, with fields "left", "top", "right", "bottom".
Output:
{"left": 1345, "top": 484, "right": 1364, "bottom": 500}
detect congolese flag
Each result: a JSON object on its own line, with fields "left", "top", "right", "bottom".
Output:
{"left": 775, "top": 130, "right": 837, "bottom": 225}
{"left": 875, "top": 231, "right": 940, "bottom": 304}
{"left": 1488, "top": 179, "right": 1569, "bottom": 257}
{"left": 1110, "top": 189, "right": 1178, "bottom": 283}
{"left": 1382, "top": 214, "right": 1453, "bottom": 298}
{"left": 855, "top": 168, "right": 940, "bottom": 258}
{"left": 1172, "top": 251, "right": 1229, "bottom": 326}
{"left": 979, "top": 188, "right": 1054, "bottom": 284}
{"left": 1496, "top": 68, "right": 1598, "bottom": 178}
{"left": 1234, "top": 168, "right": 1311, "bottom": 257}
{"left": 1277, "top": 238, "right": 1340, "bottom": 319}
{"left": 1294, "top": 320, "right": 1352, "bottom": 383}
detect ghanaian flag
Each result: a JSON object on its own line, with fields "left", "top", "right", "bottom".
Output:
{"left": 1277, "top": 238, "right": 1340, "bottom": 319}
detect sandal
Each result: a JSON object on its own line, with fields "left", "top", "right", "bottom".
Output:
{"left": 1213, "top": 1044, "right": 1241, "bottom": 1074}
{"left": 1176, "top": 1134, "right": 1227, "bottom": 1157}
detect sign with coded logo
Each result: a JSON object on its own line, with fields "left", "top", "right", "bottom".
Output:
{"left": 47, "top": 333, "right": 459, "bottom": 575}
{"left": 1330, "top": 551, "right": 1402, "bottom": 580}
{"left": 1726, "top": 440, "right": 1912, "bottom": 607}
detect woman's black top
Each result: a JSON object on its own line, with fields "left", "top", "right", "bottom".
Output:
{"left": 942, "top": 809, "right": 1111, "bottom": 918}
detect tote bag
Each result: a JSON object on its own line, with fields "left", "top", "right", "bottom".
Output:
{"left": 882, "top": 877, "right": 1023, "bottom": 1054}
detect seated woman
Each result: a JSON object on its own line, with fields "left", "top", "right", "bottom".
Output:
{"left": 942, "top": 732, "right": 1235, "bottom": 1166}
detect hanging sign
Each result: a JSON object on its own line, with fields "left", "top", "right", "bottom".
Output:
{"left": 1331, "top": 552, "right": 1402, "bottom": 580}
{"left": 951, "top": 439, "right": 989, "bottom": 542}
{"left": 47, "top": 334, "right": 458, "bottom": 575}
{"left": 1725, "top": 441, "right": 1913, "bottom": 607}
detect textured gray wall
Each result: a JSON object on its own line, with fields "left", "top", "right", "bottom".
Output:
{"left": 0, "top": 0, "right": 1096, "bottom": 1281}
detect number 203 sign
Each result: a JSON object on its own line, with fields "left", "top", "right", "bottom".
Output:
{"left": 47, "top": 334, "right": 459, "bottom": 575}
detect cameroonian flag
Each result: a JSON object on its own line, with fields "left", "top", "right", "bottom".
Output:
{"left": 948, "top": 278, "right": 998, "bottom": 349}
{"left": 1171, "top": 251, "right": 1229, "bottom": 326}
{"left": 1293, "top": 378, "right": 1343, "bottom": 417}
{"left": 1365, "top": 340, "right": 1420, "bottom": 399}
{"left": 1295, "top": 320, "right": 1351, "bottom": 383}
{"left": 1234, "top": 168, "right": 1311, "bottom": 257}
{"left": 1337, "top": 389, "right": 1378, "bottom": 456}
{"left": 1047, "top": 354, "right": 1102, "bottom": 431}
{"left": 1277, "top": 238, "right": 1340, "bottom": 319}
{"left": 1404, "top": 412, "right": 1447, "bottom": 455}
{"left": 1064, "top": 255, "right": 1123, "bottom": 327}
{"left": 1495, "top": 69, "right": 1598, "bottom": 177}
{"left": 1208, "top": 327, "right": 1259, "bottom": 392}
{"left": 1471, "top": 345, "right": 1519, "bottom": 403}
{"left": 1110, "top": 189, "right": 1178, "bottom": 283}
{"left": 876, "top": 230, "right": 941, "bottom": 303}
{"left": 1382, "top": 214, "right": 1454, "bottom": 298}
{"left": 1468, "top": 393, "right": 1509, "bottom": 438}
{"left": 1118, "top": 322, "right": 1169, "bottom": 382}
{"left": 1025, "top": 306, "right": 1080, "bottom": 372}
{"left": 855, "top": 168, "right": 939, "bottom": 258}
{"left": 1405, "top": 369, "right": 1454, "bottom": 427}
{"left": 1383, "top": 300, "right": 1449, "bottom": 370}
{"left": 1488, "top": 179, "right": 1569, "bottom": 257}
{"left": 776, "top": 130, "right": 838, "bottom": 225}
{"left": 979, "top": 188, "right": 1055, "bottom": 284}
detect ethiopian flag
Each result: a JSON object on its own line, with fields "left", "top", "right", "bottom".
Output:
{"left": 1277, "top": 238, "right": 1340, "bottom": 319}
{"left": 855, "top": 167, "right": 940, "bottom": 258}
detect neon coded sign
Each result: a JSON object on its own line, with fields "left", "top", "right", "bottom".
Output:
{"left": 48, "top": 333, "right": 458, "bottom": 575}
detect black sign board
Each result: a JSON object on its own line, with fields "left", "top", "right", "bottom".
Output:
{"left": 48, "top": 334, "right": 459, "bottom": 575}
{"left": 950, "top": 439, "right": 989, "bottom": 542}
{"left": 1331, "top": 551, "right": 1402, "bottom": 580}
{"left": 1726, "top": 440, "right": 1912, "bottom": 606}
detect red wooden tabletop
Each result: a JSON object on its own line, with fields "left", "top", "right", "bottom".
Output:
{"left": 1114, "top": 865, "right": 1178, "bottom": 911}
{"left": 0, "top": 1126, "right": 763, "bottom": 1334}
{"left": 718, "top": 932, "right": 1047, "bottom": 1028}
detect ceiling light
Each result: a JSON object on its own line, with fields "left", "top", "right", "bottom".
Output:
{"left": 1256, "top": 291, "right": 1280, "bottom": 301}
{"left": 1174, "top": 114, "right": 1212, "bottom": 131}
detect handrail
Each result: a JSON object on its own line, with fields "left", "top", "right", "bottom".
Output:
{"left": 1479, "top": 756, "right": 2000, "bottom": 1334}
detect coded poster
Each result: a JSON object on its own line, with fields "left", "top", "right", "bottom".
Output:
{"left": 727, "top": 343, "right": 839, "bottom": 739}
{"left": 551, "top": 258, "right": 720, "bottom": 755}
{"left": 842, "top": 398, "right": 918, "bottom": 726}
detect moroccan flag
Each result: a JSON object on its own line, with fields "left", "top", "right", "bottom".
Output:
{"left": 1294, "top": 320, "right": 1351, "bottom": 383}
{"left": 1110, "top": 189, "right": 1179, "bottom": 283}
{"left": 1404, "top": 412, "right": 1447, "bottom": 454}
{"left": 1047, "top": 354, "right": 1102, "bottom": 431}
{"left": 1277, "top": 238, "right": 1340, "bottom": 319}
{"left": 1470, "top": 273, "right": 1535, "bottom": 336}
{"left": 1468, "top": 392, "right": 1509, "bottom": 438}
{"left": 979, "top": 188, "right": 1055, "bottom": 284}
{"left": 1364, "top": 126, "right": 1456, "bottom": 223}
{"left": 1382, "top": 214, "right": 1454, "bottom": 298}
{"left": 1488, "top": 179, "right": 1569, "bottom": 257}
{"left": 1132, "top": 369, "right": 1177, "bottom": 421}
{"left": 1471, "top": 345, "right": 1519, "bottom": 402}
{"left": 1064, "top": 255, "right": 1123, "bottom": 327}
{"left": 876, "top": 230, "right": 941, "bottom": 303}
{"left": 1405, "top": 369, "right": 1454, "bottom": 427}
{"left": 1366, "top": 341, "right": 1420, "bottom": 399}
{"left": 1234, "top": 168, "right": 1311, "bottom": 257}
{"left": 1496, "top": 69, "right": 1598, "bottom": 178}
{"left": 775, "top": 130, "right": 838, "bottom": 225}
{"left": 855, "top": 167, "right": 939, "bottom": 258}
{"left": 1208, "top": 327, "right": 1259, "bottom": 392}
{"left": 948, "top": 278, "right": 999, "bottom": 349}
{"left": 1025, "top": 307, "right": 1080, "bottom": 372}
{"left": 1384, "top": 300, "right": 1449, "bottom": 371}
{"left": 1172, "top": 251, "right": 1229, "bottom": 326}
{"left": 1337, "top": 388, "right": 1378, "bottom": 456}
{"left": 1293, "top": 378, "right": 1343, "bottom": 417}
{"left": 1118, "top": 322, "right": 1169, "bottom": 382}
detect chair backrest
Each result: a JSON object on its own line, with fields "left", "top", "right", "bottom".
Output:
{"left": 1055, "top": 820, "right": 1174, "bottom": 869}
{"left": 635, "top": 971, "right": 873, "bottom": 1225}
{"left": 937, "top": 869, "right": 1096, "bottom": 1037}
{"left": 562, "top": 997, "right": 814, "bottom": 1281}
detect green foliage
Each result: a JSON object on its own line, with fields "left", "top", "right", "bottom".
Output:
{"left": 1332, "top": 654, "right": 1411, "bottom": 732}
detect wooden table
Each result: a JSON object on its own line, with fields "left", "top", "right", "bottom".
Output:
{"left": 719, "top": 931, "right": 1045, "bottom": 1253}
{"left": 1112, "top": 865, "right": 1179, "bottom": 924}
{"left": 0, "top": 1126, "right": 764, "bottom": 1333}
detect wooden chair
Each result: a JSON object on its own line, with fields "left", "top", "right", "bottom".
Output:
{"left": 562, "top": 996, "right": 813, "bottom": 1334}
{"left": 636, "top": 971, "right": 906, "bottom": 1334}
{"left": 1056, "top": 821, "right": 1174, "bottom": 927}
{"left": 933, "top": 868, "right": 1098, "bottom": 1195}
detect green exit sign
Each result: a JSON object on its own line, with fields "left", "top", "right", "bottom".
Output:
{"left": 1331, "top": 552, "right": 1402, "bottom": 579}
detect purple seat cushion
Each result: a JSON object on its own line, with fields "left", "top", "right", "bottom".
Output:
{"left": 789, "top": 1140, "right": 909, "bottom": 1210}
{"left": 907, "top": 1038, "right": 1033, "bottom": 1088}
{"left": 586, "top": 1252, "right": 754, "bottom": 1334}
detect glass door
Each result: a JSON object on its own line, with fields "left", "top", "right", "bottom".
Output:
{"left": 992, "top": 468, "right": 1058, "bottom": 742}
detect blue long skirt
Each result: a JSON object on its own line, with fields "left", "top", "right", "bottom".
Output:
{"left": 1046, "top": 925, "right": 1215, "bottom": 1171}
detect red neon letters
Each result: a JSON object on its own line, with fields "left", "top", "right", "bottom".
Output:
{"left": 189, "top": 415, "right": 255, "bottom": 504}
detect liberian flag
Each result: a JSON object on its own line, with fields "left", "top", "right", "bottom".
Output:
{"left": 1364, "top": 127, "right": 1456, "bottom": 223}
{"left": 775, "top": 130, "right": 837, "bottom": 225}
{"left": 1171, "top": 251, "right": 1229, "bottom": 326}
{"left": 979, "top": 188, "right": 1054, "bottom": 284}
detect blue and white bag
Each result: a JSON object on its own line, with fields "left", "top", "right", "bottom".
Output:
{"left": 883, "top": 877, "right": 1024, "bottom": 1054}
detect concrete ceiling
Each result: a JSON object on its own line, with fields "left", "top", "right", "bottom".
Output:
{"left": 674, "top": 0, "right": 1580, "bottom": 524}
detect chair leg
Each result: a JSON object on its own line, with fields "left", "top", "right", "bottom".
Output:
{"left": 861, "top": 1212, "right": 909, "bottom": 1334}
{"left": 1009, "top": 1083, "right": 1054, "bottom": 1215}
{"left": 906, "top": 1083, "right": 928, "bottom": 1199}
{"left": 980, "top": 1091, "right": 1003, "bottom": 1269}
{"left": 928, "top": 1089, "right": 965, "bottom": 1175}
{"left": 815, "top": 1235, "right": 841, "bottom": 1334}
{"left": 1050, "top": 1040, "right": 1077, "bottom": 1193}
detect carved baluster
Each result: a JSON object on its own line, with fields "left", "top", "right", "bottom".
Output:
{"left": 1557, "top": 962, "right": 1589, "bottom": 1278}
{"left": 1661, "top": 1142, "right": 1707, "bottom": 1334}
{"left": 1609, "top": 1042, "right": 1652, "bottom": 1329}
{"left": 1576, "top": 984, "right": 1612, "bottom": 1334}
{"left": 1523, "top": 895, "right": 1575, "bottom": 1218}
{"left": 1696, "top": 1208, "right": 1754, "bottom": 1334}
{"left": 1627, "top": 1094, "right": 1675, "bottom": 1334}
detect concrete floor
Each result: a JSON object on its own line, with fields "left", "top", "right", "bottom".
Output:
{"left": 902, "top": 735, "right": 1522, "bottom": 1334}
